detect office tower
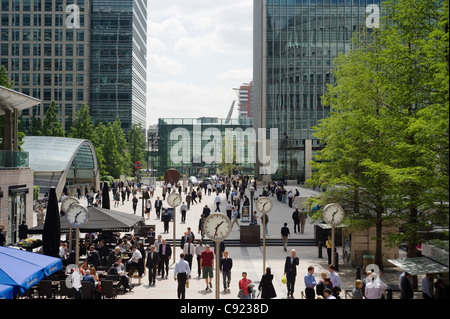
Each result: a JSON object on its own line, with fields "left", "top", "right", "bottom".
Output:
{"left": 237, "top": 82, "right": 254, "bottom": 120}
{"left": 0, "top": 0, "right": 147, "bottom": 134}
{"left": 90, "top": 0, "right": 147, "bottom": 132}
{"left": 0, "top": 0, "right": 91, "bottom": 132}
{"left": 253, "top": 0, "right": 382, "bottom": 182}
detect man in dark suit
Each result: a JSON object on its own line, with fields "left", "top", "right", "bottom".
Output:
{"left": 154, "top": 197, "right": 163, "bottom": 219}
{"left": 146, "top": 245, "right": 160, "bottom": 286}
{"left": 284, "top": 249, "right": 299, "bottom": 298}
{"left": 159, "top": 239, "right": 172, "bottom": 278}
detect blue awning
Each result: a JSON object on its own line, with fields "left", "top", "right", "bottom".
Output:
{"left": 0, "top": 246, "right": 62, "bottom": 297}
{"left": 0, "top": 284, "right": 14, "bottom": 299}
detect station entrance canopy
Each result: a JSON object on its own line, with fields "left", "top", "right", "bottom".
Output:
{"left": 388, "top": 257, "right": 449, "bottom": 276}
{"left": 22, "top": 136, "right": 100, "bottom": 198}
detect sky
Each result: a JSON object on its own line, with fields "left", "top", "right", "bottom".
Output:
{"left": 146, "top": 0, "right": 254, "bottom": 126}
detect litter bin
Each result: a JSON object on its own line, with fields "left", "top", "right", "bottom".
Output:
{"left": 363, "top": 255, "right": 375, "bottom": 271}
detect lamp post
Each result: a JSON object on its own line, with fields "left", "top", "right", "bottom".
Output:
{"left": 249, "top": 186, "right": 255, "bottom": 215}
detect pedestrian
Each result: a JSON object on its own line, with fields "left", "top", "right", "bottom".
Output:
{"left": 230, "top": 207, "right": 240, "bottom": 230}
{"left": 200, "top": 244, "right": 214, "bottom": 291}
{"left": 327, "top": 265, "right": 342, "bottom": 288}
{"left": 422, "top": 274, "right": 434, "bottom": 299}
{"left": 162, "top": 209, "right": 171, "bottom": 233}
{"left": 226, "top": 201, "right": 233, "bottom": 220}
{"left": 158, "top": 239, "right": 171, "bottom": 278}
{"left": 323, "top": 288, "right": 336, "bottom": 299}
{"left": 238, "top": 272, "right": 254, "bottom": 299}
{"left": 127, "top": 245, "right": 143, "bottom": 278}
{"left": 18, "top": 221, "right": 28, "bottom": 241}
{"left": 202, "top": 204, "right": 211, "bottom": 218}
{"left": 281, "top": 223, "right": 290, "bottom": 252}
{"left": 185, "top": 193, "right": 191, "bottom": 210}
{"left": 70, "top": 265, "right": 83, "bottom": 299}
{"left": 198, "top": 214, "right": 206, "bottom": 239}
{"left": 400, "top": 272, "right": 414, "bottom": 299}
{"left": 146, "top": 245, "right": 159, "bottom": 286}
{"left": 174, "top": 253, "right": 190, "bottom": 299}
{"left": 326, "top": 235, "right": 333, "bottom": 265}
{"left": 316, "top": 273, "right": 333, "bottom": 297}
{"left": 183, "top": 237, "right": 195, "bottom": 272}
{"left": 195, "top": 239, "right": 206, "bottom": 277}
{"left": 299, "top": 209, "right": 307, "bottom": 234}
{"left": 292, "top": 209, "right": 300, "bottom": 233}
{"left": 365, "top": 273, "right": 387, "bottom": 299}
{"left": 352, "top": 279, "right": 364, "bottom": 299}
{"left": 145, "top": 199, "right": 152, "bottom": 220}
{"left": 220, "top": 250, "right": 233, "bottom": 292}
{"left": 132, "top": 195, "right": 138, "bottom": 214}
{"left": 258, "top": 267, "right": 277, "bottom": 299}
{"left": 180, "top": 201, "right": 188, "bottom": 223}
{"left": 154, "top": 197, "right": 163, "bottom": 219}
{"left": 304, "top": 266, "right": 317, "bottom": 299}
{"left": 284, "top": 249, "right": 299, "bottom": 298}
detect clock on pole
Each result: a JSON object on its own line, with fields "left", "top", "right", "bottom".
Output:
{"left": 322, "top": 203, "right": 345, "bottom": 266}
{"left": 203, "top": 213, "right": 232, "bottom": 299}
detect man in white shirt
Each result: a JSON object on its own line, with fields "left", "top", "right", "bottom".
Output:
{"left": 70, "top": 266, "right": 83, "bottom": 299}
{"left": 194, "top": 239, "right": 206, "bottom": 278}
{"left": 183, "top": 237, "right": 195, "bottom": 273}
{"left": 327, "top": 265, "right": 342, "bottom": 288}
{"left": 128, "top": 245, "right": 143, "bottom": 277}
{"left": 180, "top": 202, "right": 188, "bottom": 223}
{"left": 365, "top": 273, "right": 387, "bottom": 299}
{"left": 174, "top": 253, "right": 191, "bottom": 299}
{"left": 214, "top": 194, "right": 222, "bottom": 212}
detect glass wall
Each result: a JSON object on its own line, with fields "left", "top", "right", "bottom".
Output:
{"left": 262, "top": 0, "right": 381, "bottom": 180}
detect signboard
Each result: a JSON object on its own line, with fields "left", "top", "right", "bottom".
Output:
{"left": 241, "top": 206, "right": 250, "bottom": 223}
{"left": 134, "top": 162, "right": 142, "bottom": 169}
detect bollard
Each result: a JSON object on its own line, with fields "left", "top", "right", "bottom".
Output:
{"left": 356, "top": 267, "right": 361, "bottom": 280}
{"left": 335, "top": 252, "right": 339, "bottom": 271}
{"left": 386, "top": 288, "right": 393, "bottom": 299}
{"left": 318, "top": 241, "right": 323, "bottom": 258}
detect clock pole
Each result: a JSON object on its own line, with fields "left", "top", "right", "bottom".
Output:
{"left": 331, "top": 224, "right": 336, "bottom": 266}
{"left": 215, "top": 240, "right": 220, "bottom": 300}
{"left": 75, "top": 227, "right": 80, "bottom": 265}
{"left": 172, "top": 206, "right": 176, "bottom": 264}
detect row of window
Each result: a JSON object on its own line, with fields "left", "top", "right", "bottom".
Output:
{"left": 1, "top": 13, "right": 85, "bottom": 27}
{"left": 1, "top": 0, "right": 85, "bottom": 12}
{"left": 2, "top": 57, "right": 86, "bottom": 72}
{"left": 1, "top": 28, "right": 85, "bottom": 42}
{"left": 8, "top": 72, "right": 85, "bottom": 86}
{"left": 1, "top": 43, "right": 85, "bottom": 57}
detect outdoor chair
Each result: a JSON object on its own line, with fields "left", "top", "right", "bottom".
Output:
{"left": 81, "top": 281, "right": 93, "bottom": 299}
{"left": 100, "top": 280, "right": 116, "bottom": 299}
{"left": 38, "top": 280, "right": 54, "bottom": 299}
{"left": 59, "top": 280, "right": 73, "bottom": 299}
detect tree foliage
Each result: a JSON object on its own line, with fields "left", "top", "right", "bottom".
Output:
{"left": 308, "top": 0, "right": 449, "bottom": 264}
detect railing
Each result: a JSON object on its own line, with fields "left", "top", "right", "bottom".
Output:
{"left": 0, "top": 150, "right": 29, "bottom": 168}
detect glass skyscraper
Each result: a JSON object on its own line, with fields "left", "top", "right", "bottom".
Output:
{"left": 0, "top": 0, "right": 147, "bottom": 134}
{"left": 254, "top": 0, "right": 382, "bottom": 182}
{"left": 90, "top": 0, "right": 147, "bottom": 132}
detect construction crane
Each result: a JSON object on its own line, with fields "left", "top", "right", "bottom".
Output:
{"left": 225, "top": 100, "right": 236, "bottom": 124}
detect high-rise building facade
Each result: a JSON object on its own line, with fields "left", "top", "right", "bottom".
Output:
{"left": 90, "top": 0, "right": 147, "bottom": 132}
{"left": 0, "top": 0, "right": 91, "bottom": 131}
{"left": 254, "top": 0, "right": 382, "bottom": 182}
{"left": 237, "top": 82, "right": 254, "bottom": 120}
{"left": 0, "top": 0, "right": 147, "bottom": 134}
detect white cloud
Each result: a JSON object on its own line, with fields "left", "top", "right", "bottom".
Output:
{"left": 216, "top": 68, "right": 253, "bottom": 84}
{"left": 148, "top": 54, "right": 185, "bottom": 75}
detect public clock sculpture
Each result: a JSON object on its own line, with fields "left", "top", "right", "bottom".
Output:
{"left": 65, "top": 204, "right": 89, "bottom": 228}
{"left": 256, "top": 197, "right": 273, "bottom": 214}
{"left": 322, "top": 203, "right": 345, "bottom": 225}
{"left": 167, "top": 192, "right": 182, "bottom": 208}
{"left": 204, "top": 214, "right": 232, "bottom": 242}
{"left": 61, "top": 196, "right": 80, "bottom": 215}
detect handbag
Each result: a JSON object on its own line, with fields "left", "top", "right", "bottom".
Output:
{"left": 281, "top": 274, "right": 287, "bottom": 284}
{"left": 237, "top": 289, "right": 244, "bottom": 299}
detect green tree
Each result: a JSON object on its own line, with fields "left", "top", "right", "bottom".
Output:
{"left": 42, "top": 101, "right": 64, "bottom": 137}
{"left": 29, "top": 115, "right": 43, "bottom": 136}
{"left": 69, "top": 103, "right": 94, "bottom": 141}
{"left": 0, "top": 65, "right": 13, "bottom": 88}
{"left": 127, "top": 123, "right": 146, "bottom": 175}
{"left": 309, "top": 0, "right": 449, "bottom": 266}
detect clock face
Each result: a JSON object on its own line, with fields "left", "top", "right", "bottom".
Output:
{"left": 65, "top": 204, "right": 89, "bottom": 228}
{"left": 61, "top": 196, "right": 80, "bottom": 214}
{"left": 204, "top": 214, "right": 232, "bottom": 242}
{"left": 323, "top": 203, "right": 345, "bottom": 225}
{"left": 167, "top": 192, "right": 182, "bottom": 208}
{"left": 256, "top": 197, "right": 273, "bottom": 214}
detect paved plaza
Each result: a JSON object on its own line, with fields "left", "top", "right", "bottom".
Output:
{"left": 32, "top": 181, "right": 411, "bottom": 300}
